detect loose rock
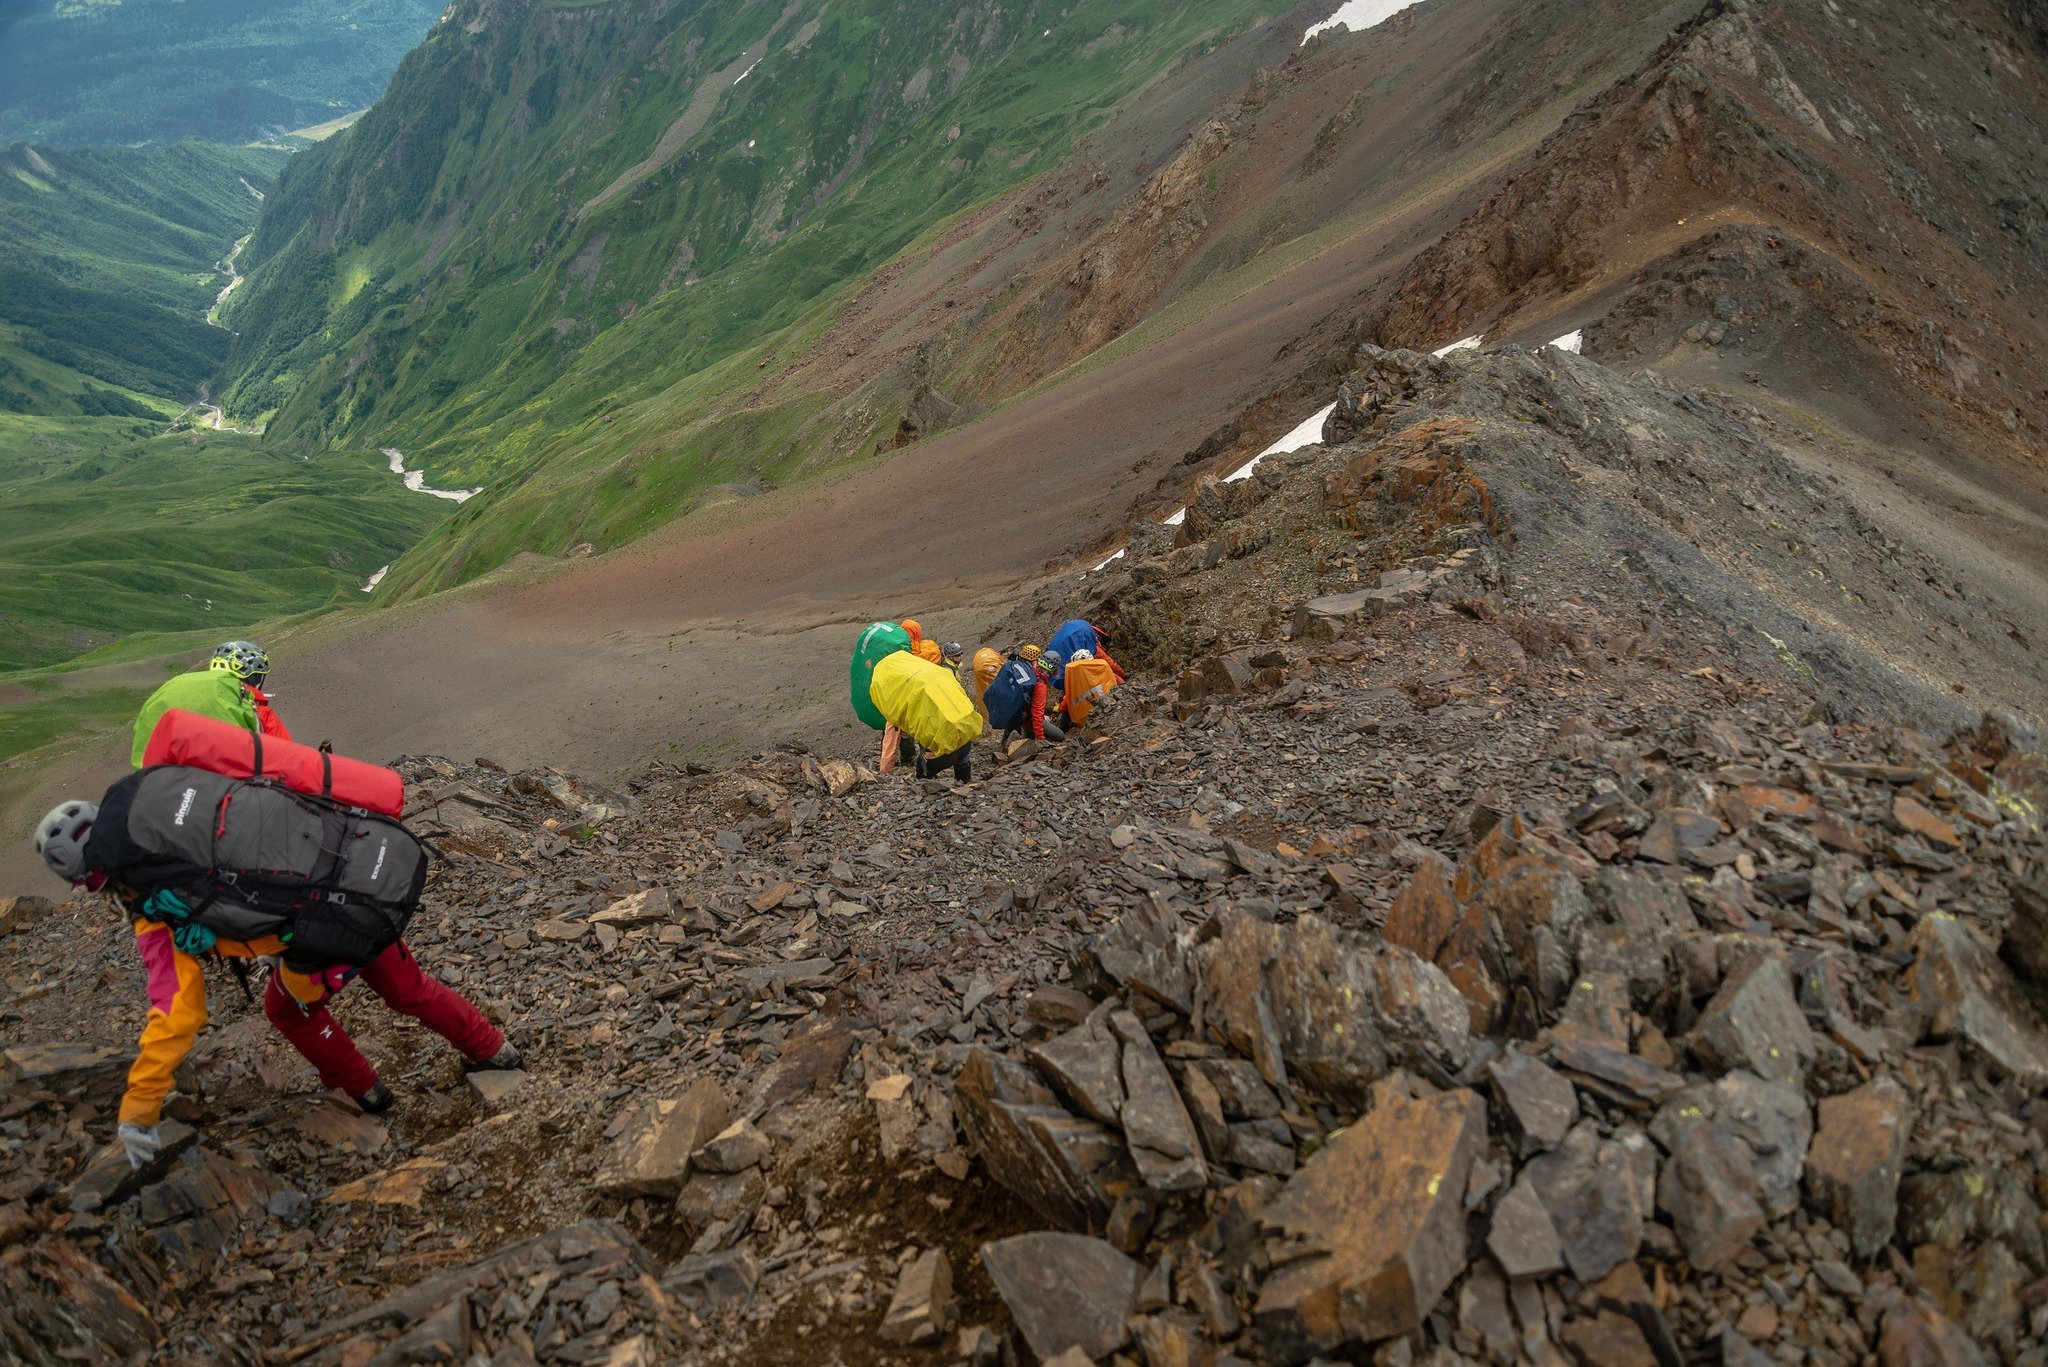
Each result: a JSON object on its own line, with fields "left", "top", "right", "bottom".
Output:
{"left": 981, "top": 1232, "right": 1142, "bottom": 1363}
{"left": 1254, "top": 1085, "right": 1486, "bottom": 1359}
{"left": 1803, "top": 1075, "right": 1911, "bottom": 1259}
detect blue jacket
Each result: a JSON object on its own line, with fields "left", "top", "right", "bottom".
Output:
{"left": 1045, "top": 620, "right": 1101, "bottom": 688}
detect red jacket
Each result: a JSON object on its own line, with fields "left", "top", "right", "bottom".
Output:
{"left": 250, "top": 686, "right": 291, "bottom": 741}
{"left": 1027, "top": 679, "right": 1053, "bottom": 739}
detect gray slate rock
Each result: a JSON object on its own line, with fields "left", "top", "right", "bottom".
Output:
{"left": 1803, "top": 1075, "right": 1911, "bottom": 1259}
{"left": 1488, "top": 1048, "right": 1578, "bottom": 1155}
{"left": 1028, "top": 1006, "right": 1125, "bottom": 1125}
{"left": 1111, "top": 1008, "right": 1207, "bottom": 1192}
{"left": 1520, "top": 1121, "right": 1643, "bottom": 1283}
{"left": 592, "top": 1078, "right": 730, "bottom": 1197}
{"left": 1690, "top": 948, "right": 1817, "bottom": 1085}
{"left": 1657, "top": 1124, "right": 1766, "bottom": 1272}
{"left": 1650, "top": 1070, "right": 1811, "bottom": 1219}
{"left": 692, "top": 1118, "right": 770, "bottom": 1174}
{"left": 1487, "top": 1174, "right": 1565, "bottom": 1280}
{"left": 1193, "top": 1057, "right": 1283, "bottom": 1120}
{"left": 981, "top": 1232, "right": 1141, "bottom": 1363}
{"left": 1909, "top": 913, "right": 2048, "bottom": 1089}
{"left": 879, "top": 1248, "right": 954, "bottom": 1345}
{"left": 954, "top": 1049, "right": 1135, "bottom": 1231}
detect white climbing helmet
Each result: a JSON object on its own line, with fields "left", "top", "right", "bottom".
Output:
{"left": 34, "top": 800, "right": 98, "bottom": 882}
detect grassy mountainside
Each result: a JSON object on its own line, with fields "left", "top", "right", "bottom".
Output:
{"left": 0, "top": 0, "right": 443, "bottom": 147}
{"left": 223, "top": 0, "right": 1697, "bottom": 603}
{"left": 215, "top": 0, "right": 1277, "bottom": 540}
{"left": 0, "top": 416, "right": 450, "bottom": 680}
{"left": 0, "top": 139, "right": 287, "bottom": 411}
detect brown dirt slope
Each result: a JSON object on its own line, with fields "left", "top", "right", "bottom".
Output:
{"left": 1360, "top": 0, "right": 2048, "bottom": 483}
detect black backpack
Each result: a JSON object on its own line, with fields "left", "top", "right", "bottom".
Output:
{"left": 85, "top": 765, "right": 432, "bottom": 969}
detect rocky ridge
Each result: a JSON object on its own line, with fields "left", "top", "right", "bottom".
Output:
{"left": 2, "top": 347, "right": 2047, "bottom": 1366}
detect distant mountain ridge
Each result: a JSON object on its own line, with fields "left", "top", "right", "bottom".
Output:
{"left": 0, "top": 0, "right": 443, "bottom": 147}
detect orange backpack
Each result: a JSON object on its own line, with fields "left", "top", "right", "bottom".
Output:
{"left": 971, "top": 648, "right": 1004, "bottom": 717}
{"left": 1063, "top": 657, "right": 1119, "bottom": 727}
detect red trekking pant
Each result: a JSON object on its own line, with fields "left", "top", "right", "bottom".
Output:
{"left": 261, "top": 941, "right": 502, "bottom": 1097}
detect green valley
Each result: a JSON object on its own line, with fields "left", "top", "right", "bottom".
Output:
{"left": 0, "top": 129, "right": 455, "bottom": 729}
{"left": 0, "top": 139, "right": 288, "bottom": 412}
{"left": 0, "top": 420, "right": 449, "bottom": 673}
{"left": 0, "top": 0, "right": 444, "bottom": 147}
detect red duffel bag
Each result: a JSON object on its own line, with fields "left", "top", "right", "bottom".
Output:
{"left": 140, "top": 708, "right": 405, "bottom": 817}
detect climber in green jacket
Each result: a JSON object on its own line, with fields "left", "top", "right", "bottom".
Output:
{"left": 129, "top": 665, "right": 258, "bottom": 767}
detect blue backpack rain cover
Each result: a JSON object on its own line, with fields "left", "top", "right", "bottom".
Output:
{"left": 981, "top": 660, "right": 1037, "bottom": 730}
{"left": 1046, "top": 619, "right": 1099, "bottom": 687}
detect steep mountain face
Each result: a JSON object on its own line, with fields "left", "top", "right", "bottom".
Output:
{"left": 219, "top": 0, "right": 1277, "bottom": 447}
{"left": 0, "top": 0, "right": 443, "bottom": 147}
{"left": 0, "top": 139, "right": 285, "bottom": 413}
{"left": 1362, "top": 0, "right": 2048, "bottom": 474}
{"left": 219, "top": 0, "right": 1704, "bottom": 601}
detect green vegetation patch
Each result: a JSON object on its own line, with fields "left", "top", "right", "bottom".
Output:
{"left": 0, "top": 414, "right": 451, "bottom": 674}
{"left": 0, "top": 139, "right": 287, "bottom": 410}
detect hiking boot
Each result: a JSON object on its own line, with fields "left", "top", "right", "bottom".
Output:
{"left": 466, "top": 1040, "right": 522, "bottom": 1072}
{"left": 354, "top": 1081, "right": 394, "bottom": 1114}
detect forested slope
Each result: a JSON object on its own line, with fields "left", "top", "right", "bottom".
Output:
{"left": 0, "top": 140, "right": 286, "bottom": 413}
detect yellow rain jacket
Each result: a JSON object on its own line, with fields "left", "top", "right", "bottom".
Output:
{"left": 869, "top": 652, "right": 983, "bottom": 756}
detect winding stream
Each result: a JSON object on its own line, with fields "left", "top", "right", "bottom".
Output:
{"left": 381, "top": 447, "right": 483, "bottom": 503}
{"left": 207, "top": 234, "right": 251, "bottom": 327}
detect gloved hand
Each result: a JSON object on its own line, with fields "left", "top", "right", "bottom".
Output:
{"left": 117, "top": 1122, "right": 160, "bottom": 1171}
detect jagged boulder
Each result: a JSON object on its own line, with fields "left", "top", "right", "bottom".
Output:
{"left": 1253, "top": 1085, "right": 1487, "bottom": 1362}
{"left": 954, "top": 1050, "right": 1135, "bottom": 1232}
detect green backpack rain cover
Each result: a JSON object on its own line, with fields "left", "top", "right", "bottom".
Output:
{"left": 849, "top": 622, "right": 911, "bottom": 730}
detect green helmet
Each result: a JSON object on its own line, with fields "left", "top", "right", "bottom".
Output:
{"left": 210, "top": 639, "right": 269, "bottom": 683}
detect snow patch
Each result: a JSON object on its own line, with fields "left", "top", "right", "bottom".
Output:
{"left": 1083, "top": 398, "right": 1344, "bottom": 574}
{"left": 1548, "top": 329, "right": 1583, "bottom": 354}
{"left": 732, "top": 60, "right": 759, "bottom": 84}
{"left": 1302, "top": 0, "right": 1422, "bottom": 44}
{"left": 380, "top": 447, "right": 482, "bottom": 503}
{"left": 1225, "top": 400, "right": 1338, "bottom": 483}
{"left": 1431, "top": 334, "right": 1483, "bottom": 358}
{"left": 1089, "top": 547, "right": 1127, "bottom": 572}
{"left": 362, "top": 565, "right": 390, "bottom": 593}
